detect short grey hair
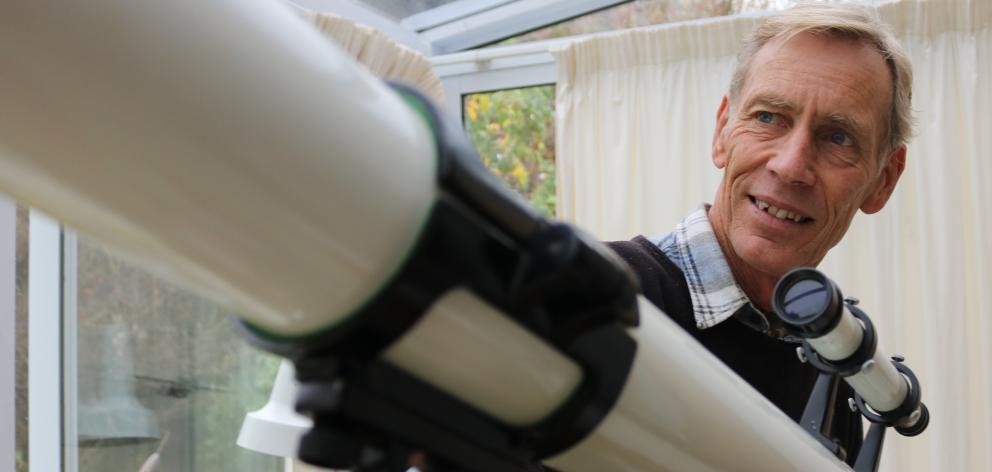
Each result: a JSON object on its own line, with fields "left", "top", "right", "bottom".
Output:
{"left": 729, "top": 2, "right": 914, "bottom": 156}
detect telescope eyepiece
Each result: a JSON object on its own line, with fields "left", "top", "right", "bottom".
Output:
{"left": 895, "top": 403, "right": 930, "bottom": 437}
{"left": 773, "top": 268, "right": 846, "bottom": 338}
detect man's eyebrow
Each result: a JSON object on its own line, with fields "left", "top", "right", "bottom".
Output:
{"left": 823, "top": 113, "right": 866, "bottom": 134}
{"left": 744, "top": 93, "right": 797, "bottom": 112}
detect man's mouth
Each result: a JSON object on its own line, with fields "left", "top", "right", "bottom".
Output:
{"left": 749, "top": 196, "right": 813, "bottom": 224}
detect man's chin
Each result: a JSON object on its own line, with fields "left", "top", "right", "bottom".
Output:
{"left": 736, "top": 242, "right": 808, "bottom": 278}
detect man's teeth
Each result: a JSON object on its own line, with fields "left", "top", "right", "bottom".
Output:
{"left": 754, "top": 198, "right": 805, "bottom": 223}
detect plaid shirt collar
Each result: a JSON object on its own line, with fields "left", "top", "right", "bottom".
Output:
{"left": 652, "top": 205, "right": 790, "bottom": 337}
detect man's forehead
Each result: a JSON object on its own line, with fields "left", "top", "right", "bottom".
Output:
{"left": 740, "top": 33, "right": 891, "bottom": 120}
{"left": 759, "top": 30, "right": 873, "bottom": 58}
{"left": 756, "top": 33, "right": 886, "bottom": 77}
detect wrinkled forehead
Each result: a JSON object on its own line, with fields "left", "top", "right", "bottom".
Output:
{"left": 748, "top": 32, "right": 891, "bottom": 96}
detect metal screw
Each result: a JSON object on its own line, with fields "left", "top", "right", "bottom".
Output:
{"left": 844, "top": 296, "right": 860, "bottom": 306}
{"left": 796, "top": 346, "right": 807, "bottom": 363}
{"left": 848, "top": 398, "right": 858, "bottom": 412}
{"left": 892, "top": 354, "right": 906, "bottom": 363}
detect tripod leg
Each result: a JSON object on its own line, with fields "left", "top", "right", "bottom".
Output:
{"left": 853, "top": 423, "right": 886, "bottom": 472}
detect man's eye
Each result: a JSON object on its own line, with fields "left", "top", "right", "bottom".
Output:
{"left": 756, "top": 111, "right": 775, "bottom": 123}
{"left": 829, "top": 131, "right": 853, "bottom": 146}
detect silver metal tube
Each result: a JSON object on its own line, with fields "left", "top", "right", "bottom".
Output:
{"left": 807, "top": 306, "right": 863, "bottom": 361}
{"left": 809, "top": 307, "right": 908, "bottom": 413}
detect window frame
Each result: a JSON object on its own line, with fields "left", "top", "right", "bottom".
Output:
{"left": 27, "top": 210, "right": 63, "bottom": 471}
{"left": 432, "top": 40, "right": 558, "bottom": 122}
{"left": 27, "top": 221, "right": 294, "bottom": 471}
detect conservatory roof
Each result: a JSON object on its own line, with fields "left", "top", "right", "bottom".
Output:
{"left": 288, "top": 0, "right": 628, "bottom": 55}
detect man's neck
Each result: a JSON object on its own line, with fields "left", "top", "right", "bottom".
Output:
{"left": 724, "top": 251, "right": 779, "bottom": 312}
{"left": 706, "top": 209, "right": 780, "bottom": 312}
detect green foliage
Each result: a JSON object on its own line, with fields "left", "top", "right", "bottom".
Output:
{"left": 464, "top": 85, "right": 557, "bottom": 217}
{"left": 16, "top": 448, "right": 26, "bottom": 471}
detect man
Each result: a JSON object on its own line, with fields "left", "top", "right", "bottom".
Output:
{"left": 607, "top": 3, "right": 912, "bottom": 464}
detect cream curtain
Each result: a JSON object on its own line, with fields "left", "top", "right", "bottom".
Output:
{"left": 303, "top": 11, "right": 445, "bottom": 104}
{"left": 553, "top": 1, "right": 991, "bottom": 471}
{"left": 554, "top": 15, "right": 762, "bottom": 240}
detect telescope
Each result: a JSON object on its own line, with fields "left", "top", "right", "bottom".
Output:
{"left": 773, "top": 269, "right": 929, "bottom": 471}
{"left": 0, "top": 1, "right": 927, "bottom": 470}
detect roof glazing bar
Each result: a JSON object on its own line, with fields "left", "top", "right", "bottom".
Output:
{"left": 420, "top": 0, "right": 628, "bottom": 54}
{"left": 402, "top": 0, "right": 516, "bottom": 32}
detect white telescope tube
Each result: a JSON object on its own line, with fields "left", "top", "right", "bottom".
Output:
{"left": 544, "top": 297, "right": 849, "bottom": 471}
{"left": 0, "top": 0, "right": 437, "bottom": 337}
{"left": 383, "top": 288, "right": 583, "bottom": 426}
{"left": 0, "top": 1, "right": 854, "bottom": 470}
{"left": 808, "top": 307, "right": 908, "bottom": 413}
{"left": 0, "top": 0, "right": 578, "bottom": 435}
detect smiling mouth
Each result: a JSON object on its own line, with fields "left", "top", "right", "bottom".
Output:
{"left": 749, "top": 196, "right": 814, "bottom": 224}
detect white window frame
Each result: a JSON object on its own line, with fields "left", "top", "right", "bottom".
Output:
{"left": 402, "top": 0, "right": 517, "bottom": 32}
{"left": 27, "top": 210, "right": 63, "bottom": 472}
{"left": 432, "top": 39, "right": 560, "bottom": 123}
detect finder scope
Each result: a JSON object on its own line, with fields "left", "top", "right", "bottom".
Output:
{"left": 773, "top": 268, "right": 929, "bottom": 441}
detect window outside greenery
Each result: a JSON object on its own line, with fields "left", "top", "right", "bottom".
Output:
{"left": 73, "top": 238, "right": 282, "bottom": 471}
{"left": 464, "top": 85, "right": 557, "bottom": 217}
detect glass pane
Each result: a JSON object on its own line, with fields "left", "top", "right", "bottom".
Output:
{"left": 737, "top": 0, "right": 795, "bottom": 12}
{"left": 735, "top": 0, "right": 894, "bottom": 13}
{"left": 357, "top": 0, "right": 462, "bottom": 21}
{"left": 493, "top": 0, "right": 902, "bottom": 46}
{"left": 495, "top": 0, "right": 736, "bottom": 47}
{"left": 15, "top": 206, "right": 28, "bottom": 472}
{"left": 73, "top": 238, "right": 282, "bottom": 471}
{"left": 464, "top": 85, "right": 557, "bottom": 217}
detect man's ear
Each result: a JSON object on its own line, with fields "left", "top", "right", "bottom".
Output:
{"left": 712, "top": 95, "right": 731, "bottom": 169}
{"left": 861, "top": 145, "right": 907, "bottom": 214}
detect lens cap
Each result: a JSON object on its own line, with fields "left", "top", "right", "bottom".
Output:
{"left": 781, "top": 278, "right": 829, "bottom": 321}
{"left": 772, "top": 268, "right": 844, "bottom": 337}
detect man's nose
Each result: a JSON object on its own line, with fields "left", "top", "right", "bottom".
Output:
{"left": 767, "top": 130, "right": 817, "bottom": 186}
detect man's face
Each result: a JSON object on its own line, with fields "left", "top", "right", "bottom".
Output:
{"left": 709, "top": 32, "right": 905, "bottom": 279}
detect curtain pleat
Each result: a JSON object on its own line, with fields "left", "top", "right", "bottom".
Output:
{"left": 305, "top": 12, "right": 444, "bottom": 105}
{"left": 554, "top": 1, "right": 991, "bottom": 470}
